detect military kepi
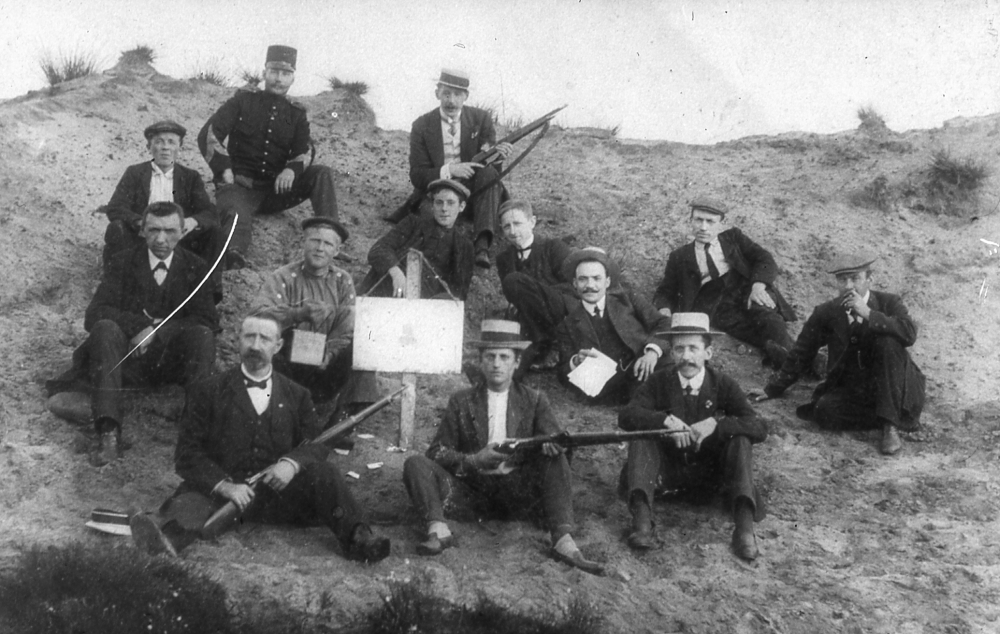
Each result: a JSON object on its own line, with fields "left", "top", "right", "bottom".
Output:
{"left": 144, "top": 120, "right": 186, "bottom": 141}
{"left": 266, "top": 45, "right": 297, "bottom": 71}
{"left": 828, "top": 251, "right": 878, "bottom": 275}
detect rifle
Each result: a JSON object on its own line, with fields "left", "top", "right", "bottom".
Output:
{"left": 201, "top": 386, "right": 406, "bottom": 538}
{"left": 495, "top": 428, "right": 686, "bottom": 454}
{"left": 470, "top": 104, "right": 567, "bottom": 166}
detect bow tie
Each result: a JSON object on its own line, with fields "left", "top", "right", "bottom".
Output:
{"left": 244, "top": 377, "right": 268, "bottom": 390}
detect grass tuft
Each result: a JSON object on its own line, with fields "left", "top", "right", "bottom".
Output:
{"left": 118, "top": 45, "right": 156, "bottom": 66}
{"left": 191, "top": 58, "right": 230, "bottom": 87}
{"left": 857, "top": 105, "right": 888, "bottom": 134}
{"left": 239, "top": 69, "right": 262, "bottom": 87}
{"left": 38, "top": 49, "right": 99, "bottom": 87}
{"left": 328, "top": 76, "right": 369, "bottom": 96}
{"left": 850, "top": 174, "right": 893, "bottom": 211}
{"left": 929, "top": 149, "right": 988, "bottom": 193}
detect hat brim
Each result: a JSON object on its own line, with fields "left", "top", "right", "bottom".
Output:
{"left": 435, "top": 79, "right": 469, "bottom": 91}
{"left": 85, "top": 520, "right": 132, "bottom": 536}
{"left": 301, "top": 217, "right": 349, "bottom": 242}
{"left": 469, "top": 340, "right": 532, "bottom": 350}
{"left": 655, "top": 329, "right": 726, "bottom": 337}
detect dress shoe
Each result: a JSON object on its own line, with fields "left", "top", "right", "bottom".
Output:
{"left": 130, "top": 514, "right": 177, "bottom": 557}
{"left": 89, "top": 427, "right": 122, "bottom": 467}
{"left": 627, "top": 526, "right": 655, "bottom": 551}
{"left": 731, "top": 527, "right": 759, "bottom": 561}
{"left": 879, "top": 424, "right": 902, "bottom": 455}
{"left": 346, "top": 525, "right": 391, "bottom": 563}
{"left": 550, "top": 548, "right": 604, "bottom": 576}
{"left": 627, "top": 499, "right": 655, "bottom": 550}
{"left": 474, "top": 249, "right": 492, "bottom": 269}
{"left": 416, "top": 533, "right": 456, "bottom": 556}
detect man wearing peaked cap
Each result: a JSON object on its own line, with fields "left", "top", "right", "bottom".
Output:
{"left": 101, "top": 119, "right": 225, "bottom": 301}
{"left": 619, "top": 313, "right": 767, "bottom": 560}
{"left": 401, "top": 320, "right": 603, "bottom": 574}
{"left": 556, "top": 246, "right": 671, "bottom": 404}
{"left": 653, "top": 197, "right": 796, "bottom": 369}
{"left": 198, "top": 45, "right": 341, "bottom": 268}
{"left": 765, "top": 252, "right": 926, "bottom": 456}
{"left": 390, "top": 67, "right": 515, "bottom": 270}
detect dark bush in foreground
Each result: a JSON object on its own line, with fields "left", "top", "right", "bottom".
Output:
{"left": 929, "top": 149, "right": 988, "bottom": 193}
{"left": 119, "top": 45, "right": 156, "bottom": 66}
{"left": 328, "top": 76, "right": 369, "bottom": 96}
{"left": 39, "top": 50, "right": 99, "bottom": 87}
{"left": 355, "top": 578, "right": 603, "bottom": 634}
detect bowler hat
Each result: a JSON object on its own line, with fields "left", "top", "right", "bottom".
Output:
{"left": 427, "top": 178, "right": 470, "bottom": 201}
{"left": 561, "top": 246, "right": 621, "bottom": 284}
{"left": 143, "top": 120, "right": 186, "bottom": 141}
{"left": 469, "top": 319, "right": 531, "bottom": 350}
{"left": 655, "top": 312, "right": 724, "bottom": 337}
{"left": 266, "top": 45, "right": 297, "bottom": 71}
{"left": 828, "top": 252, "right": 878, "bottom": 275}
{"left": 436, "top": 68, "right": 470, "bottom": 91}
{"left": 301, "top": 216, "right": 349, "bottom": 242}
{"left": 689, "top": 197, "right": 729, "bottom": 218}
{"left": 85, "top": 508, "right": 132, "bottom": 536}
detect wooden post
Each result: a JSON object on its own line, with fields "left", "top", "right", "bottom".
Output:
{"left": 398, "top": 249, "right": 421, "bottom": 449}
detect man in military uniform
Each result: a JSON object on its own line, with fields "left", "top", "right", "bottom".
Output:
{"left": 198, "top": 45, "right": 338, "bottom": 267}
{"left": 765, "top": 253, "right": 925, "bottom": 455}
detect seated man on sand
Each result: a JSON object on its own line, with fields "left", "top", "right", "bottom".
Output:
{"left": 129, "top": 312, "right": 390, "bottom": 562}
{"left": 253, "top": 217, "right": 377, "bottom": 419}
{"left": 401, "top": 320, "right": 603, "bottom": 575}
{"left": 619, "top": 313, "right": 767, "bottom": 561}
{"left": 359, "top": 179, "right": 474, "bottom": 300}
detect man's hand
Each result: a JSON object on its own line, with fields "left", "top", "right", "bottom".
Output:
{"left": 274, "top": 168, "right": 295, "bottom": 194}
{"left": 541, "top": 441, "right": 565, "bottom": 457}
{"left": 491, "top": 142, "right": 514, "bottom": 161}
{"left": 658, "top": 307, "right": 672, "bottom": 318}
{"left": 217, "top": 481, "right": 255, "bottom": 511}
{"left": 633, "top": 350, "right": 660, "bottom": 382}
{"left": 130, "top": 326, "right": 156, "bottom": 356}
{"left": 261, "top": 461, "right": 297, "bottom": 492}
{"left": 466, "top": 444, "right": 506, "bottom": 471}
{"left": 449, "top": 162, "right": 483, "bottom": 180}
{"left": 221, "top": 168, "right": 235, "bottom": 185}
{"left": 689, "top": 417, "right": 718, "bottom": 452}
{"left": 294, "top": 299, "right": 328, "bottom": 325}
{"left": 570, "top": 348, "right": 600, "bottom": 370}
{"left": 841, "top": 289, "right": 872, "bottom": 320}
{"left": 389, "top": 267, "right": 407, "bottom": 298}
{"left": 182, "top": 218, "right": 200, "bottom": 236}
{"left": 663, "top": 414, "right": 694, "bottom": 449}
{"left": 763, "top": 382, "right": 786, "bottom": 399}
{"left": 747, "top": 282, "right": 776, "bottom": 310}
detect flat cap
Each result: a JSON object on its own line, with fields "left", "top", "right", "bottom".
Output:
{"left": 143, "top": 120, "right": 186, "bottom": 141}
{"left": 301, "top": 216, "right": 349, "bottom": 243}
{"left": 427, "top": 178, "right": 471, "bottom": 201}
{"left": 827, "top": 251, "right": 878, "bottom": 275}
{"left": 689, "top": 197, "right": 729, "bottom": 217}
{"left": 437, "top": 68, "right": 470, "bottom": 91}
{"left": 266, "top": 45, "right": 297, "bottom": 71}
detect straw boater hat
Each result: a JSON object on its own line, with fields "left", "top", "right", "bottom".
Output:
{"left": 827, "top": 251, "right": 878, "bottom": 275}
{"left": 143, "top": 120, "right": 186, "bottom": 141}
{"left": 689, "top": 197, "right": 729, "bottom": 218}
{"left": 561, "top": 246, "right": 621, "bottom": 284}
{"left": 301, "top": 216, "right": 350, "bottom": 243}
{"left": 266, "top": 45, "right": 297, "bottom": 71}
{"left": 470, "top": 320, "right": 531, "bottom": 350}
{"left": 427, "top": 178, "right": 471, "bottom": 201}
{"left": 656, "top": 312, "right": 724, "bottom": 338}
{"left": 436, "top": 68, "right": 470, "bottom": 91}
{"left": 85, "top": 508, "right": 132, "bottom": 536}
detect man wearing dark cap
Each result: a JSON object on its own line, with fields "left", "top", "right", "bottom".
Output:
{"left": 765, "top": 253, "right": 925, "bottom": 455}
{"left": 402, "top": 320, "right": 603, "bottom": 575}
{"left": 619, "top": 313, "right": 767, "bottom": 560}
{"left": 360, "top": 179, "right": 475, "bottom": 300}
{"left": 390, "top": 68, "right": 513, "bottom": 270}
{"left": 556, "top": 246, "right": 671, "bottom": 404}
{"left": 102, "top": 121, "right": 223, "bottom": 292}
{"left": 653, "top": 198, "right": 796, "bottom": 368}
{"left": 198, "top": 45, "right": 339, "bottom": 267}
{"left": 253, "top": 217, "right": 377, "bottom": 415}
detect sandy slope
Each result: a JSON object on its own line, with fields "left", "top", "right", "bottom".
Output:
{"left": 1, "top": 65, "right": 999, "bottom": 633}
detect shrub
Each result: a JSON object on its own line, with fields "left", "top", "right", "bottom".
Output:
{"left": 118, "top": 45, "right": 156, "bottom": 66}
{"left": 191, "top": 58, "right": 230, "bottom": 87}
{"left": 857, "top": 105, "right": 888, "bottom": 134}
{"left": 239, "top": 69, "right": 262, "bottom": 87}
{"left": 39, "top": 49, "right": 99, "bottom": 87}
{"left": 850, "top": 174, "right": 893, "bottom": 211}
{"left": 328, "top": 76, "right": 369, "bottom": 96}
{"left": 929, "top": 149, "right": 988, "bottom": 193}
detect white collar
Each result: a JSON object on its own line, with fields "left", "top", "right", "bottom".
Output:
{"left": 439, "top": 107, "right": 462, "bottom": 123}
{"left": 678, "top": 367, "right": 706, "bottom": 392}
{"left": 148, "top": 249, "right": 174, "bottom": 270}
{"left": 151, "top": 161, "right": 174, "bottom": 177}
{"left": 582, "top": 295, "right": 607, "bottom": 316}
{"left": 241, "top": 364, "right": 272, "bottom": 384}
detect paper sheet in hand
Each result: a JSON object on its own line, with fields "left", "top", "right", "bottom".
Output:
{"left": 567, "top": 351, "right": 618, "bottom": 397}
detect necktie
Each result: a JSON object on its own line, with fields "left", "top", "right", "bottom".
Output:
{"left": 704, "top": 244, "right": 721, "bottom": 280}
{"left": 593, "top": 306, "right": 602, "bottom": 319}
{"left": 244, "top": 378, "right": 268, "bottom": 390}
{"left": 683, "top": 385, "right": 698, "bottom": 420}
{"left": 153, "top": 261, "right": 168, "bottom": 286}
{"left": 444, "top": 117, "right": 457, "bottom": 137}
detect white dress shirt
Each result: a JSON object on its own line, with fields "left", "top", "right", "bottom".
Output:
{"left": 694, "top": 238, "right": 731, "bottom": 285}
{"left": 148, "top": 250, "right": 174, "bottom": 286}
{"left": 678, "top": 367, "right": 707, "bottom": 395}
{"left": 241, "top": 364, "right": 272, "bottom": 415}
{"left": 149, "top": 161, "right": 174, "bottom": 204}
{"left": 487, "top": 389, "right": 509, "bottom": 445}
{"left": 439, "top": 108, "right": 463, "bottom": 179}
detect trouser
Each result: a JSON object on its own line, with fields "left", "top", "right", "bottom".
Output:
{"left": 272, "top": 342, "right": 379, "bottom": 407}
{"left": 501, "top": 272, "right": 574, "bottom": 346}
{"left": 158, "top": 461, "right": 364, "bottom": 552}
{"left": 86, "top": 319, "right": 215, "bottom": 429}
{"left": 581, "top": 354, "right": 671, "bottom": 406}
{"left": 626, "top": 435, "right": 765, "bottom": 521}
{"left": 102, "top": 221, "right": 224, "bottom": 302}
{"left": 402, "top": 453, "right": 574, "bottom": 537}
{"left": 217, "top": 165, "right": 338, "bottom": 255}
{"left": 812, "top": 337, "right": 923, "bottom": 431}
{"left": 458, "top": 165, "right": 503, "bottom": 248}
{"left": 710, "top": 291, "right": 793, "bottom": 353}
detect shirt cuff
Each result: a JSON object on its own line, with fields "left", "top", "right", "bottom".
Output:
{"left": 643, "top": 344, "right": 662, "bottom": 358}
{"left": 211, "top": 478, "right": 232, "bottom": 495}
{"left": 278, "top": 457, "right": 301, "bottom": 475}
{"left": 440, "top": 164, "right": 451, "bottom": 180}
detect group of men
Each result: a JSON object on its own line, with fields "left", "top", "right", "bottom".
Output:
{"left": 48, "top": 44, "right": 926, "bottom": 571}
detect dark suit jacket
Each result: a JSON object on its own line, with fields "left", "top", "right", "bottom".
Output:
{"left": 105, "top": 162, "right": 218, "bottom": 232}
{"left": 175, "top": 366, "right": 325, "bottom": 495}
{"left": 766, "top": 290, "right": 924, "bottom": 413}
{"left": 408, "top": 106, "right": 497, "bottom": 191}
{"left": 619, "top": 365, "right": 767, "bottom": 443}
{"left": 85, "top": 244, "right": 219, "bottom": 338}
{"left": 360, "top": 214, "right": 474, "bottom": 300}
{"left": 653, "top": 227, "right": 796, "bottom": 321}
{"left": 556, "top": 288, "right": 671, "bottom": 376}
{"left": 496, "top": 236, "right": 573, "bottom": 292}
{"left": 427, "top": 382, "right": 563, "bottom": 474}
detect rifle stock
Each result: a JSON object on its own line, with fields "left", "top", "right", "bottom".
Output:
{"left": 201, "top": 386, "right": 406, "bottom": 538}
{"left": 495, "top": 428, "right": 685, "bottom": 454}
{"left": 470, "top": 104, "right": 567, "bottom": 164}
